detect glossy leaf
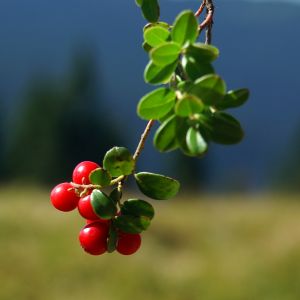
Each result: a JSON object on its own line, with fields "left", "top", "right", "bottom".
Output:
{"left": 171, "top": 10, "right": 198, "bottom": 46}
{"left": 89, "top": 168, "right": 111, "bottom": 187}
{"left": 114, "top": 215, "right": 151, "bottom": 234}
{"left": 175, "top": 95, "right": 204, "bottom": 117}
{"left": 189, "top": 74, "right": 226, "bottom": 105}
{"left": 199, "top": 112, "right": 244, "bottom": 144}
{"left": 182, "top": 56, "right": 215, "bottom": 81}
{"left": 144, "top": 60, "right": 177, "bottom": 84}
{"left": 186, "top": 127, "right": 208, "bottom": 156}
{"left": 143, "top": 41, "right": 152, "bottom": 53}
{"left": 144, "top": 26, "right": 170, "bottom": 48}
{"left": 137, "top": 87, "right": 176, "bottom": 120}
{"left": 122, "top": 199, "right": 155, "bottom": 220}
{"left": 135, "top": 0, "right": 143, "bottom": 6}
{"left": 91, "top": 190, "right": 117, "bottom": 220}
{"left": 103, "top": 147, "right": 134, "bottom": 177}
{"left": 141, "top": 0, "right": 160, "bottom": 23}
{"left": 150, "top": 42, "right": 181, "bottom": 66}
{"left": 153, "top": 115, "right": 178, "bottom": 152}
{"left": 107, "top": 225, "right": 118, "bottom": 253}
{"left": 185, "top": 43, "right": 219, "bottom": 62}
{"left": 215, "top": 89, "right": 250, "bottom": 110}
{"left": 135, "top": 172, "right": 180, "bottom": 200}
{"left": 175, "top": 116, "right": 194, "bottom": 156}
{"left": 109, "top": 188, "right": 122, "bottom": 205}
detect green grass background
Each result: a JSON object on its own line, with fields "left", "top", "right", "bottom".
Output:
{"left": 1, "top": 187, "right": 300, "bottom": 300}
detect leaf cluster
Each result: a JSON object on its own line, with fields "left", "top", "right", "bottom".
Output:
{"left": 81, "top": 146, "right": 180, "bottom": 250}
{"left": 136, "top": 5, "right": 249, "bottom": 157}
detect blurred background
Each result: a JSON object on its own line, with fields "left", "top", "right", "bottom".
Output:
{"left": 0, "top": 0, "right": 300, "bottom": 299}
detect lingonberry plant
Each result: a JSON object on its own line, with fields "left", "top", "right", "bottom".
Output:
{"left": 50, "top": 0, "right": 249, "bottom": 256}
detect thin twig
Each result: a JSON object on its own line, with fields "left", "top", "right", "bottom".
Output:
{"left": 133, "top": 119, "right": 155, "bottom": 161}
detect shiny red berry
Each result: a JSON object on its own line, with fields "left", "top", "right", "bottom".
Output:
{"left": 78, "top": 195, "right": 99, "bottom": 220}
{"left": 72, "top": 161, "right": 100, "bottom": 184}
{"left": 50, "top": 182, "right": 79, "bottom": 212}
{"left": 116, "top": 233, "right": 142, "bottom": 255}
{"left": 86, "top": 219, "right": 110, "bottom": 225}
{"left": 79, "top": 222, "right": 109, "bottom": 255}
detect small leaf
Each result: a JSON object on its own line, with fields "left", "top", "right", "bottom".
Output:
{"left": 215, "top": 89, "right": 250, "bottom": 110}
{"left": 182, "top": 56, "right": 215, "bottom": 81}
{"left": 143, "top": 41, "right": 152, "bottom": 53}
{"left": 137, "top": 87, "right": 176, "bottom": 120}
{"left": 89, "top": 168, "right": 111, "bottom": 187}
{"left": 171, "top": 10, "right": 198, "bottom": 46}
{"left": 107, "top": 224, "right": 118, "bottom": 253}
{"left": 144, "top": 26, "right": 170, "bottom": 48}
{"left": 135, "top": 172, "right": 180, "bottom": 200}
{"left": 150, "top": 42, "right": 181, "bottom": 66}
{"left": 114, "top": 215, "right": 151, "bottom": 234}
{"left": 91, "top": 190, "right": 117, "bottom": 220}
{"left": 185, "top": 43, "right": 219, "bottom": 63}
{"left": 175, "top": 95, "right": 204, "bottom": 117}
{"left": 198, "top": 112, "right": 244, "bottom": 144}
{"left": 177, "top": 80, "right": 194, "bottom": 93}
{"left": 103, "top": 147, "right": 134, "bottom": 177}
{"left": 122, "top": 199, "right": 155, "bottom": 220}
{"left": 175, "top": 116, "right": 194, "bottom": 156}
{"left": 186, "top": 127, "right": 208, "bottom": 156}
{"left": 189, "top": 74, "right": 226, "bottom": 105}
{"left": 135, "top": 0, "right": 143, "bottom": 6}
{"left": 144, "top": 60, "right": 178, "bottom": 85}
{"left": 141, "top": 0, "right": 160, "bottom": 23}
{"left": 109, "top": 188, "right": 122, "bottom": 205}
{"left": 153, "top": 115, "right": 178, "bottom": 152}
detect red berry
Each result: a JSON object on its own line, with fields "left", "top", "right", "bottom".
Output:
{"left": 116, "top": 233, "right": 142, "bottom": 255}
{"left": 50, "top": 182, "right": 79, "bottom": 212}
{"left": 79, "top": 222, "right": 109, "bottom": 255}
{"left": 86, "top": 219, "right": 110, "bottom": 225}
{"left": 78, "top": 195, "right": 99, "bottom": 220}
{"left": 72, "top": 161, "right": 100, "bottom": 184}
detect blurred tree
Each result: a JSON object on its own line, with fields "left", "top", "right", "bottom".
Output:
{"left": 5, "top": 51, "right": 122, "bottom": 184}
{"left": 0, "top": 99, "right": 4, "bottom": 180}
{"left": 274, "top": 126, "right": 300, "bottom": 191}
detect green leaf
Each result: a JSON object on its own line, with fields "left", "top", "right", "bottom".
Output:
{"left": 91, "top": 190, "right": 117, "bottom": 220}
{"left": 198, "top": 112, "right": 244, "bottom": 144}
{"left": 186, "top": 127, "right": 208, "bottom": 156}
{"left": 135, "top": 172, "right": 180, "bottom": 200}
{"left": 144, "top": 26, "right": 170, "bottom": 48}
{"left": 153, "top": 115, "right": 178, "bottom": 152}
{"left": 144, "top": 60, "right": 178, "bottom": 85}
{"left": 122, "top": 199, "right": 155, "bottom": 220}
{"left": 89, "top": 168, "right": 111, "bottom": 187}
{"left": 114, "top": 215, "right": 151, "bottom": 234}
{"left": 171, "top": 10, "right": 198, "bottom": 46}
{"left": 135, "top": 0, "right": 143, "bottom": 6}
{"left": 189, "top": 74, "right": 226, "bottom": 105}
{"left": 107, "top": 225, "right": 118, "bottom": 253}
{"left": 175, "top": 116, "right": 195, "bottom": 156}
{"left": 175, "top": 95, "right": 204, "bottom": 117}
{"left": 137, "top": 87, "right": 176, "bottom": 120}
{"left": 141, "top": 0, "right": 160, "bottom": 23}
{"left": 182, "top": 56, "right": 215, "bottom": 81}
{"left": 143, "top": 41, "right": 152, "bottom": 53}
{"left": 215, "top": 89, "right": 250, "bottom": 110}
{"left": 103, "top": 147, "right": 134, "bottom": 177}
{"left": 177, "top": 80, "right": 194, "bottom": 93}
{"left": 185, "top": 43, "right": 219, "bottom": 63}
{"left": 150, "top": 42, "right": 181, "bottom": 66}
{"left": 109, "top": 188, "right": 122, "bottom": 205}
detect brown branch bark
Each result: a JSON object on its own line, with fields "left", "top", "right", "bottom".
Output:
{"left": 195, "top": 0, "right": 215, "bottom": 45}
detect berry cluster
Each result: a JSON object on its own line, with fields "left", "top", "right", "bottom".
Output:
{"left": 50, "top": 161, "right": 141, "bottom": 256}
